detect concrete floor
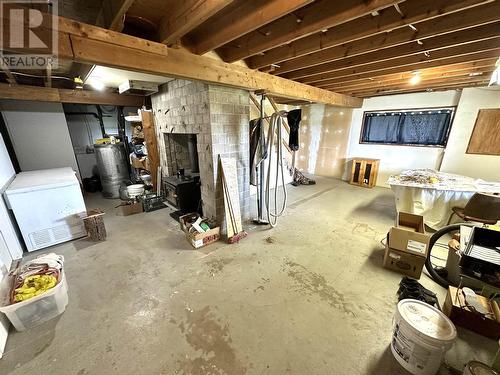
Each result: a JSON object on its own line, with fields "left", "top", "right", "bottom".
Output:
{"left": 0, "top": 176, "right": 496, "bottom": 374}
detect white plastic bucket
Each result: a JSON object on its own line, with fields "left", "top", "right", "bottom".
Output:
{"left": 391, "top": 299, "right": 457, "bottom": 375}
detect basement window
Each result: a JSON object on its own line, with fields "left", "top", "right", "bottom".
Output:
{"left": 360, "top": 108, "right": 455, "bottom": 147}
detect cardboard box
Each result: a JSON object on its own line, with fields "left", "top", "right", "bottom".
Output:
{"left": 383, "top": 242, "right": 426, "bottom": 279}
{"left": 179, "top": 213, "right": 220, "bottom": 249}
{"left": 186, "top": 227, "right": 220, "bottom": 249}
{"left": 179, "top": 213, "right": 199, "bottom": 232}
{"left": 117, "top": 201, "right": 143, "bottom": 216}
{"left": 442, "top": 286, "right": 500, "bottom": 339}
{"left": 389, "top": 212, "right": 430, "bottom": 258}
{"left": 130, "top": 154, "right": 149, "bottom": 170}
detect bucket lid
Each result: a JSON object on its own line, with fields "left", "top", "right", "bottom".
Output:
{"left": 466, "top": 361, "right": 498, "bottom": 375}
{"left": 397, "top": 299, "right": 457, "bottom": 343}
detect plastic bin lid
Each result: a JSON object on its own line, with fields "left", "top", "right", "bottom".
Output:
{"left": 5, "top": 167, "right": 78, "bottom": 194}
{"left": 397, "top": 299, "right": 457, "bottom": 343}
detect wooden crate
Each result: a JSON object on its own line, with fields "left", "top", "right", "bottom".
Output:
{"left": 349, "top": 158, "right": 380, "bottom": 188}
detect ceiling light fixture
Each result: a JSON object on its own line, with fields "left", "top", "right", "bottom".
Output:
{"left": 87, "top": 78, "right": 105, "bottom": 91}
{"left": 409, "top": 71, "right": 421, "bottom": 85}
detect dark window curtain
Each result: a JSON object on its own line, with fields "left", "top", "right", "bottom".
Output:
{"left": 362, "top": 114, "right": 400, "bottom": 143}
{"left": 399, "top": 113, "right": 451, "bottom": 145}
{"left": 361, "top": 109, "right": 453, "bottom": 146}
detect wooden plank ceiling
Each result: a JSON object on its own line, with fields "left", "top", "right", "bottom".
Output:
{"left": 118, "top": 0, "right": 500, "bottom": 98}
{"left": 1, "top": 0, "right": 499, "bottom": 100}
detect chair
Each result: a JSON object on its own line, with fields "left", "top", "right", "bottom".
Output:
{"left": 447, "top": 193, "right": 500, "bottom": 225}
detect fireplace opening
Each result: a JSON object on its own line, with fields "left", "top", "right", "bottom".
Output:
{"left": 162, "top": 133, "right": 202, "bottom": 214}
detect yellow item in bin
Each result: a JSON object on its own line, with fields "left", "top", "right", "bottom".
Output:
{"left": 95, "top": 138, "right": 110, "bottom": 145}
{"left": 14, "top": 274, "right": 57, "bottom": 302}
{"left": 429, "top": 177, "right": 439, "bottom": 184}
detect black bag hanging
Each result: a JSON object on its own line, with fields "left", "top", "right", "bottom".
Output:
{"left": 287, "top": 109, "right": 302, "bottom": 151}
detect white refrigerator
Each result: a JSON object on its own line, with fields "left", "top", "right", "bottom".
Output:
{"left": 4, "top": 167, "right": 87, "bottom": 252}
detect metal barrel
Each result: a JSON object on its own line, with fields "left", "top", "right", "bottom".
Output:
{"left": 94, "top": 143, "right": 129, "bottom": 198}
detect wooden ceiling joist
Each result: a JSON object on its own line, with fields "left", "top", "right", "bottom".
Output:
{"left": 186, "top": 0, "right": 313, "bottom": 55}
{"left": 247, "top": 0, "right": 492, "bottom": 69}
{"left": 158, "top": 0, "right": 234, "bottom": 45}
{"left": 102, "top": 0, "right": 135, "bottom": 31}
{"left": 282, "top": 22, "right": 500, "bottom": 81}
{"left": 272, "top": 2, "right": 500, "bottom": 75}
{"left": 312, "top": 50, "right": 500, "bottom": 88}
{"left": 0, "top": 83, "right": 144, "bottom": 106}
{"left": 216, "top": 0, "right": 404, "bottom": 63}
{"left": 320, "top": 60, "right": 498, "bottom": 91}
{"left": 354, "top": 79, "right": 491, "bottom": 97}
{"left": 297, "top": 38, "right": 500, "bottom": 85}
{"left": 335, "top": 69, "right": 495, "bottom": 94}
{"left": 2, "top": 13, "right": 361, "bottom": 107}
{"left": 316, "top": 57, "right": 500, "bottom": 87}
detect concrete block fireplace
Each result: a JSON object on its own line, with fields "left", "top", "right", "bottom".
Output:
{"left": 151, "top": 79, "right": 251, "bottom": 225}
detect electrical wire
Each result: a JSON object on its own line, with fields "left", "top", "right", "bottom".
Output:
{"left": 3, "top": 71, "right": 74, "bottom": 81}
{"left": 265, "top": 111, "right": 288, "bottom": 227}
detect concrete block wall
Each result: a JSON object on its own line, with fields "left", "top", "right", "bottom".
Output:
{"left": 151, "top": 79, "right": 250, "bottom": 225}
{"left": 208, "top": 85, "right": 250, "bottom": 225}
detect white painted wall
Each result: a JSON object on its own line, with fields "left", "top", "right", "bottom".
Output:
{"left": 345, "top": 90, "right": 462, "bottom": 186}
{"left": 440, "top": 87, "right": 500, "bottom": 180}
{"left": 64, "top": 104, "right": 137, "bottom": 178}
{"left": 0, "top": 101, "right": 80, "bottom": 176}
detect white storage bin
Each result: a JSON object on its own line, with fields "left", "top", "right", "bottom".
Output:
{"left": 0, "top": 271, "right": 68, "bottom": 331}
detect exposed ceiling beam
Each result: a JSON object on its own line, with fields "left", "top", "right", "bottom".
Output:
{"left": 185, "top": 0, "right": 313, "bottom": 55}
{"left": 217, "top": 0, "right": 404, "bottom": 63}
{"left": 296, "top": 38, "right": 500, "bottom": 85}
{"left": 333, "top": 68, "right": 495, "bottom": 93}
{"left": 0, "top": 83, "right": 144, "bottom": 106}
{"left": 102, "top": 0, "right": 135, "bottom": 31}
{"left": 158, "top": 0, "right": 234, "bottom": 45}
{"left": 3, "top": 13, "right": 361, "bottom": 107}
{"left": 70, "top": 35, "right": 361, "bottom": 107}
{"left": 352, "top": 79, "right": 491, "bottom": 97}
{"left": 320, "top": 60, "right": 498, "bottom": 90}
{"left": 272, "top": 2, "right": 500, "bottom": 75}
{"left": 247, "top": 0, "right": 492, "bottom": 69}
{"left": 282, "top": 22, "right": 500, "bottom": 81}
{"left": 312, "top": 50, "right": 500, "bottom": 87}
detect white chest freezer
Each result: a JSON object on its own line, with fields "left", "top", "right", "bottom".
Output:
{"left": 4, "top": 168, "right": 87, "bottom": 251}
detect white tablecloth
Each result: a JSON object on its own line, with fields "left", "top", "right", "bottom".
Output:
{"left": 388, "top": 169, "right": 500, "bottom": 229}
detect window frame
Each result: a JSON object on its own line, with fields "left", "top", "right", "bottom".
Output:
{"left": 359, "top": 106, "right": 457, "bottom": 148}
